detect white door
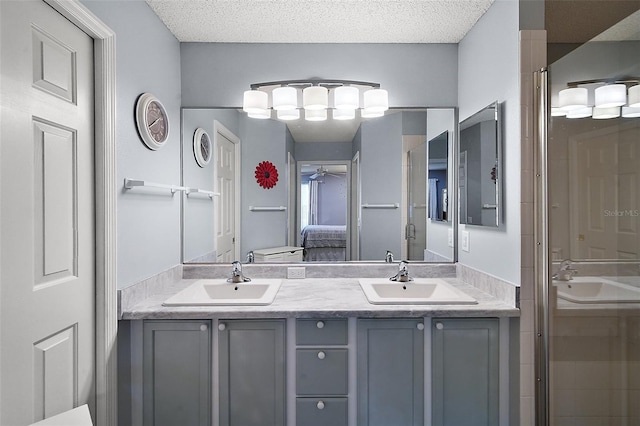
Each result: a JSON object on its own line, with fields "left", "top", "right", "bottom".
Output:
{"left": 215, "top": 131, "right": 237, "bottom": 262}
{"left": 287, "top": 152, "right": 296, "bottom": 247}
{"left": 351, "top": 152, "right": 361, "bottom": 260}
{"left": 1, "top": 1, "right": 96, "bottom": 424}
{"left": 570, "top": 123, "right": 640, "bottom": 259}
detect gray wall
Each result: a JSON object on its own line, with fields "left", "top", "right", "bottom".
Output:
{"left": 359, "top": 114, "right": 404, "bottom": 260}
{"left": 318, "top": 174, "right": 348, "bottom": 226}
{"left": 294, "top": 142, "right": 353, "bottom": 162}
{"left": 181, "top": 43, "right": 458, "bottom": 108}
{"left": 458, "top": 0, "right": 521, "bottom": 284}
{"left": 81, "top": 0, "right": 182, "bottom": 289}
{"left": 239, "top": 117, "right": 289, "bottom": 254}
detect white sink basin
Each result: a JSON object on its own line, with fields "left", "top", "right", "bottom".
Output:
{"left": 358, "top": 278, "right": 477, "bottom": 305}
{"left": 163, "top": 279, "right": 283, "bottom": 306}
{"left": 553, "top": 276, "right": 640, "bottom": 304}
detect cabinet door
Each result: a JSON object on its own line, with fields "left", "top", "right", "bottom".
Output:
{"left": 432, "top": 318, "right": 499, "bottom": 426}
{"left": 219, "top": 320, "right": 286, "bottom": 426}
{"left": 143, "top": 321, "right": 211, "bottom": 426}
{"left": 357, "top": 319, "right": 424, "bottom": 426}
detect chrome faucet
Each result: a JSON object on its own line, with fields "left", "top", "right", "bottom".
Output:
{"left": 246, "top": 250, "right": 254, "bottom": 263}
{"left": 385, "top": 250, "right": 394, "bottom": 263}
{"left": 552, "top": 259, "right": 577, "bottom": 281}
{"left": 390, "top": 260, "right": 413, "bottom": 282}
{"left": 227, "top": 260, "right": 251, "bottom": 283}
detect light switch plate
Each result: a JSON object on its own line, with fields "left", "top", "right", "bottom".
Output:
{"left": 461, "top": 231, "right": 470, "bottom": 252}
{"left": 447, "top": 229, "right": 454, "bottom": 247}
{"left": 287, "top": 267, "right": 305, "bottom": 279}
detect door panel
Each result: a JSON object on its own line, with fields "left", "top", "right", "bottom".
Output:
{"left": 0, "top": 1, "right": 95, "bottom": 423}
{"left": 216, "top": 133, "right": 236, "bottom": 262}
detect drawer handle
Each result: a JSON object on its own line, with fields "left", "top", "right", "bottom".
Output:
{"left": 417, "top": 323, "right": 424, "bottom": 331}
{"left": 317, "top": 401, "right": 325, "bottom": 410}
{"left": 218, "top": 323, "right": 226, "bottom": 331}
{"left": 435, "top": 322, "right": 444, "bottom": 330}
{"left": 317, "top": 351, "right": 326, "bottom": 360}
{"left": 316, "top": 321, "right": 325, "bottom": 329}
{"left": 200, "top": 324, "right": 208, "bottom": 332}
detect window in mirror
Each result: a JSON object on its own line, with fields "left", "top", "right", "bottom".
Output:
{"left": 459, "top": 102, "right": 502, "bottom": 227}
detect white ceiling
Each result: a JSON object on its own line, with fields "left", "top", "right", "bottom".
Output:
{"left": 145, "top": 0, "right": 494, "bottom": 44}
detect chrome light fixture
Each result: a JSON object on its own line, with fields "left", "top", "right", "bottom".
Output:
{"left": 242, "top": 79, "right": 389, "bottom": 121}
{"left": 554, "top": 78, "right": 640, "bottom": 120}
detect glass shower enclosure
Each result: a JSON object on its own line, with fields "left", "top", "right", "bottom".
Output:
{"left": 537, "top": 11, "right": 640, "bottom": 425}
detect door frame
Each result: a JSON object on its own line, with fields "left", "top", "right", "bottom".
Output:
{"left": 213, "top": 120, "right": 241, "bottom": 261}
{"left": 41, "top": 1, "right": 117, "bottom": 425}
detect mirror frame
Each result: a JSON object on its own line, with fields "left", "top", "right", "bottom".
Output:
{"left": 458, "top": 101, "right": 502, "bottom": 228}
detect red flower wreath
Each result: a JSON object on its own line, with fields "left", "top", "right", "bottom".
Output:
{"left": 255, "top": 161, "right": 279, "bottom": 189}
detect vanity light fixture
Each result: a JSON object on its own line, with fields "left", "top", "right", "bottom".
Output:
{"left": 554, "top": 78, "right": 640, "bottom": 120}
{"left": 242, "top": 79, "right": 389, "bottom": 121}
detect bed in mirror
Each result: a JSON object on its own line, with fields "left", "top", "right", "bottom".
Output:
{"left": 181, "top": 107, "right": 457, "bottom": 263}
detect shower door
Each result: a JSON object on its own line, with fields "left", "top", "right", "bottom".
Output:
{"left": 539, "top": 16, "right": 640, "bottom": 425}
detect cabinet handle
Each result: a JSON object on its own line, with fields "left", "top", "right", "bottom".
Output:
{"left": 200, "top": 324, "right": 208, "bottom": 332}
{"left": 316, "top": 321, "right": 325, "bottom": 329}
{"left": 417, "top": 323, "right": 425, "bottom": 331}
{"left": 317, "top": 401, "right": 325, "bottom": 410}
{"left": 218, "top": 323, "right": 226, "bottom": 331}
{"left": 317, "top": 351, "right": 326, "bottom": 360}
{"left": 435, "top": 322, "right": 444, "bottom": 330}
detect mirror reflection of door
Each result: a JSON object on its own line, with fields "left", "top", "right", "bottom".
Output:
{"left": 298, "top": 162, "right": 350, "bottom": 261}
{"left": 351, "top": 152, "right": 361, "bottom": 260}
{"left": 215, "top": 127, "right": 238, "bottom": 262}
{"left": 407, "top": 142, "right": 427, "bottom": 260}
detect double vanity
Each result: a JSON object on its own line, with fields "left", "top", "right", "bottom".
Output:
{"left": 119, "top": 264, "right": 520, "bottom": 426}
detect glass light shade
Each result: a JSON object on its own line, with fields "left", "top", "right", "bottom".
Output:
{"left": 247, "top": 110, "right": 271, "bottom": 119}
{"left": 334, "top": 86, "right": 359, "bottom": 110}
{"left": 272, "top": 87, "right": 297, "bottom": 111}
{"left": 551, "top": 107, "right": 567, "bottom": 117}
{"left": 592, "top": 106, "right": 620, "bottom": 119}
{"left": 363, "top": 89, "right": 389, "bottom": 112}
{"left": 621, "top": 106, "right": 640, "bottom": 118}
{"left": 303, "top": 86, "right": 328, "bottom": 110}
{"left": 566, "top": 107, "right": 592, "bottom": 119}
{"left": 276, "top": 109, "right": 300, "bottom": 120}
{"left": 628, "top": 85, "right": 640, "bottom": 108}
{"left": 243, "top": 90, "right": 268, "bottom": 114}
{"left": 361, "top": 108, "right": 384, "bottom": 118}
{"left": 558, "top": 87, "right": 588, "bottom": 111}
{"left": 305, "top": 109, "right": 327, "bottom": 121}
{"left": 594, "top": 84, "right": 626, "bottom": 108}
{"left": 332, "top": 109, "right": 355, "bottom": 120}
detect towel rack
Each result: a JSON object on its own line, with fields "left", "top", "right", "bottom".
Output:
{"left": 124, "top": 178, "right": 187, "bottom": 194}
{"left": 362, "top": 203, "right": 399, "bottom": 209}
{"left": 186, "top": 188, "right": 220, "bottom": 199}
{"left": 249, "top": 206, "right": 287, "bottom": 212}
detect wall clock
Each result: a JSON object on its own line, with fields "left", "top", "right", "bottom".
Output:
{"left": 135, "top": 92, "right": 169, "bottom": 150}
{"left": 193, "top": 128, "right": 212, "bottom": 167}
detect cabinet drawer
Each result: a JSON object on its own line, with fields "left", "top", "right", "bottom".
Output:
{"left": 284, "top": 250, "right": 302, "bottom": 261}
{"left": 296, "top": 397, "right": 348, "bottom": 426}
{"left": 297, "top": 349, "right": 348, "bottom": 395}
{"left": 257, "top": 253, "right": 285, "bottom": 262}
{"left": 296, "top": 319, "right": 347, "bottom": 346}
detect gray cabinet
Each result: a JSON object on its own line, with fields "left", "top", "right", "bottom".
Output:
{"left": 357, "top": 319, "right": 424, "bottom": 426}
{"left": 218, "top": 319, "right": 286, "bottom": 426}
{"left": 432, "top": 318, "right": 499, "bottom": 426}
{"left": 143, "top": 320, "right": 211, "bottom": 426}
{"left": 296, "top": 318, "right": 349, "bottom": 426}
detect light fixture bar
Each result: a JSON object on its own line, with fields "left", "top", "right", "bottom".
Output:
{"left": 250, "top": 79, "right": 381, "bottom": 91}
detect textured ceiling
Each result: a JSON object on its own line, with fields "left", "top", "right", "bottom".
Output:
{"left": 145, "top": 0, "right": 494, "bottom": 43}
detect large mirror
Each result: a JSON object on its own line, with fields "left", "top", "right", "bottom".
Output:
{"left": 458, "top": 101, "right": 502, "bottom": 227}
{"left": 181, "top": 107, "right": 456, "bottom": 263}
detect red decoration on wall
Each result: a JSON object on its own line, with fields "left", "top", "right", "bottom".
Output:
{"left": 255, "top": 161, "right": 279, "bottom": 189}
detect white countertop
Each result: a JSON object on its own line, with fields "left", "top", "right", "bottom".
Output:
{"left": 121, "top": 277, "right": 519, "bottom": 320}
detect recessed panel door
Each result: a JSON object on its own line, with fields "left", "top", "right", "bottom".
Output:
{"left": 0, "top": 1, "right": 95, "bottom": 423}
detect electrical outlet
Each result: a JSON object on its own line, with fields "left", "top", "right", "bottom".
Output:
{"left": 287, "top": 267, "right": 306, "bottom": 279}
{"left": 461, "top": 231, "right": 470, "bottom": 252}
{"left": 447, "top": 229, "right": 454, "bottom": 247}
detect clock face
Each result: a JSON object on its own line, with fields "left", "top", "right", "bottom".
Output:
{"left": 146, "top": 101, "right": 168, "bottom": 143}
{"left": 135, "top": 93, "right": 170, "bottom": 150}
{"left": 193, "top": 128, "right": 212, "bottom": 167}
